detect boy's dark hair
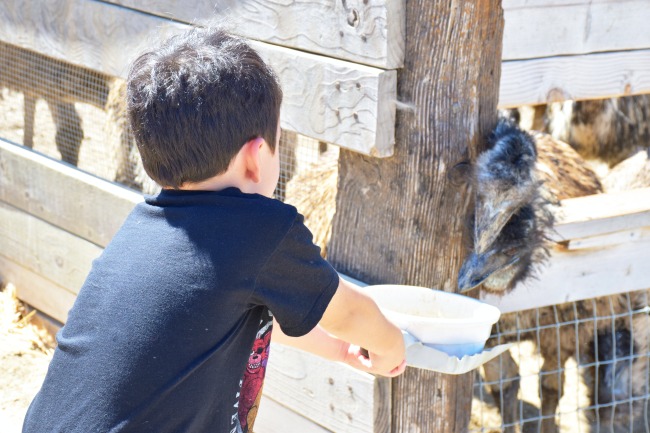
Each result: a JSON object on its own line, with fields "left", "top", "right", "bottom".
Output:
{"left": 126, "top": 27, "right": 283, "bottom": 188}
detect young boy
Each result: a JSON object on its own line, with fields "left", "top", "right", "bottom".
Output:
{"left": 22, "top": 27, "right": 405, "bottom": 433}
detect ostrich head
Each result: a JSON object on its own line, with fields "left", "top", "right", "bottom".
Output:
{"left": 458, "top": 203, "right": 551, "bottom": 294}
{"left": 473, "top": 119, "right": 539, "bottom": 254}
{"left": 459, "top": 119, "right": 552, "bottom": 294}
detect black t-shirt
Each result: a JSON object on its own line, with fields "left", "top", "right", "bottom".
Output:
{"left": 23, "top": 188, "right": 339, "bottom": 433}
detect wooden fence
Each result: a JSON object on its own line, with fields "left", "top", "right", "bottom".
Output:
{"left": 1, "top": 0, "right": 650, "bottom": 431}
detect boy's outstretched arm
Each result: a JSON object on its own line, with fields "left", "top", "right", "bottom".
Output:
{"left": 273, "top": 277, "right": 406, "bottom": 377}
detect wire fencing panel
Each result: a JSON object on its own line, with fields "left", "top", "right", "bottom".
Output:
{"left": 470, "top": 289, "right": 650, "bottom": 433}
{"left": 0, "top": 41, "right": 121, "bottom": 181}
{"left": 0, "top": 41, "right": 332, "bottom": 203}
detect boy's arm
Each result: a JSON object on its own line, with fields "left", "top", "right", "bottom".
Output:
{"left": 271, "top": 320, "right": 347, "bottom": 361}
{"left": 318, "top": 277, "right": 406, "bottom": 377}
{"left": 272, "top": 319, "right": 406, "bottom": 376}
{"left": 271, "top": 277, "right": 405, "bottom": 377}
{"left": 314, "top": 277, "right": 406, "bottom": 377}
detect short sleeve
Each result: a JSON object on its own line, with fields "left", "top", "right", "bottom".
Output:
{"left": 251, "top": 214, "right": 339, "bottom": 337}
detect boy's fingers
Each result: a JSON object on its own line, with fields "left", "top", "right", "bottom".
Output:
{"left": 356, "top": 353, "right": 373, "bottom": 369}
{"left": 392, "top": 359, "right": 407, "bottom": 375}
{"left": 380, "top": 360, "right": 407, "bottom": 378}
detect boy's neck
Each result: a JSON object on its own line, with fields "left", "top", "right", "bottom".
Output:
{"left": 173, "top": 173, "right": 244, "bottom": 193}
{"left": 165, "top": 136, "right": 278, "bottom": 198}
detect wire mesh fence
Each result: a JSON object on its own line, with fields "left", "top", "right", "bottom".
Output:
{"left": 470, "top": 289, "right": 650, "bottom": 433}
{"left": 0, "top": 41, "right": 121, "bottom": 181}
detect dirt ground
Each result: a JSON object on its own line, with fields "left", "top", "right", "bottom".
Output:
{"left": 0, "top": 284, "right": 55, "bottom": 433}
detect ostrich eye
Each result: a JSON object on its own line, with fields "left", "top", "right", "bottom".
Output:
{"left": 503, "top": 247, "right": 519, "bottom": 257}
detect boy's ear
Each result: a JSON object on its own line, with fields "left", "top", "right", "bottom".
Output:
{"left": 242, "top": 137, "right": 265, "bottom": 183}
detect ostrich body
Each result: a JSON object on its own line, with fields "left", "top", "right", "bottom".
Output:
{"left": 459, "top": 120, "right": 649, "bottom": 433}
{"left": 547, "top": 95, "right": 650, "bottom": 167}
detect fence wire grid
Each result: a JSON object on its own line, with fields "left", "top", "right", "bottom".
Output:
{"left": 471, "top": 289, "right": 650, "bottom": 433}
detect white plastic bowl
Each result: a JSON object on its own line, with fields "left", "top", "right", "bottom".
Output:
{"left": 364, "top": 285, "right": 501, "bottom": 357}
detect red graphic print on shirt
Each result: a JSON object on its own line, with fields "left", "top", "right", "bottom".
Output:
{"left": 238, "top": 319, "right": 272, "bottom": 432}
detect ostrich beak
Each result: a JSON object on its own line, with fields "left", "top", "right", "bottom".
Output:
{"left": 458, "top": 252, "right": 490, "bottom": 292}
{"left": 458, "top": 249, "right": 520, "bottom": 293}
{"left": 473, "top": 198, "right": 518, "bottom": 254}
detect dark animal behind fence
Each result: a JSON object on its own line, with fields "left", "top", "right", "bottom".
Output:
{"left": 0, "top": 41, "right": 112, "bottom": 165}
{"left": 0, "top": 41, "right": 158, "bottom": 193}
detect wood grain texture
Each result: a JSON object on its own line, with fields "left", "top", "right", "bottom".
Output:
{"left": 502, "top": 0, "right": 650, "bottom": 60}
{"left": 328, "top": 1, "right": 505, "bottom": 431}
{"left": 254, "top": 40, "right": 397, "bottom": 156}
{"left": 0, "top": 256, "right": 76, "bottom": 323}
{"left": 499, "top": 49, "right": 650, "bottom": 107}
{"left": 0, "top": 139, "right": 142, "bottom": 248}
{"left": 0, "top": 202, "right": 103, "bottom": 296}
{"left": 256, "top": 396, "right": 333, "bottom": 433}
{"left": 550, "top": 187, "right": 650, "bottom": 241}
{"left": 264, "top": 344, "right": 389, "bottom": 432}
{"left": 0, "top": 0, "right": 396, "bottom": 156}
{"left": 104, "top": 0, "right": 405, "bottom": 69}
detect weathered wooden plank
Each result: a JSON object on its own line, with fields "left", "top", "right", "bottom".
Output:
{"left": 550, "top": 187, "right": 650, "bottom": 241}
{"left": 258, "top": 41, "right": 396, "bottom": 156}
{"left": 0, "top": 0, "right": 396, "bottom": 156}
{"left": 0, "top": 139, "right": 142, "bottom": 248}
{"left": 0, "top": 256, "right": 76, "bottom": 323}
{"left": 481, "top": 226, "right": 650, "bottom": 314}
{"left": 502, "top": 0, "right": 650, "bottom": 61}
{"left": 264, "top": 344, "right": 389, "bottom": 433}
{"left": 95, "top": 0, "right": 650, "bottom": 68}
{"left": 499, "top": 49, "right": 650, "bottom": 107}
{"left": 103, "top": 0, "right": 405, "bottom": 69}
{"left": 256, "top": 396, "right": 332, "bottom": 433}
{"left": 0, "top": 202, "right": 103, "bottom": 296}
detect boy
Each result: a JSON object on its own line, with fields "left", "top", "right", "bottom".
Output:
{"left": 23, "top": 27, "right": 405, "bottom": 433}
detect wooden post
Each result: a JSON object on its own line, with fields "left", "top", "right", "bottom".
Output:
{"left": 328, "top": 1, "right": 504, "bottom": 431}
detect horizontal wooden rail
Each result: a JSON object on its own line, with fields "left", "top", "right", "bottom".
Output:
{"left": 499, "top": 49, "right": 650, "bottom": 107}
{"left": 0, "top": 139, "right": 142, "bottom": 248}
{"left": 104, "top": 0, "right": 405, "bottom": 70}
{"left": 0, "top": 0, "right": 396, "bottom": 156}
{"left": 502, "top": 0, "right": 650, "bottom": 61}
{"left": 551, "top": 187, "right": 650, "bottom": 241}
{"left": 101, "top": 0, "right": 650, "bottom": 70}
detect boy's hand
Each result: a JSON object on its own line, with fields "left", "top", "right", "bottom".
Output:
{"left": 342, "top": 344, "right": 407, "bottom": 378}
{"left": 320, "top": 277, "right": 407, "bottom": 377}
